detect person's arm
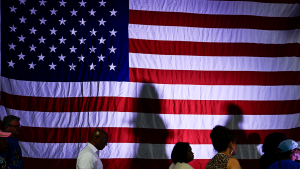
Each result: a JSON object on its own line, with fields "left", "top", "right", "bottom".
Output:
{"left": 227, "top": 157, "right": 242, "bottom": 169}
{"left": 76, "top": 153, "right": 97, "bottom": 169}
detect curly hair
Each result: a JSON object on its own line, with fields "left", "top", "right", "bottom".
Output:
{"left": 210, "top": 125, "right": 237, "bottom": 152}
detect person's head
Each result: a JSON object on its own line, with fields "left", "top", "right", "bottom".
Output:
{"left": 0, "top": 131, "right": 11, "bottom": 153}
{"left": 89, "top": 129, "right": 108, "bottom": 150}
{"left": 277, "top": 139, "right": 299, "bottom": 161}
{"left": 262, "top": 132, "right": 287, "bottom": 154}
{"left": 210, "top": 125, "right": 237, "bottom": 156}
{"left": 171, "top": 142, "right": 194, "bottom": 164}
{"left": 2, "top": 115, "right": 21, "bottom": 137}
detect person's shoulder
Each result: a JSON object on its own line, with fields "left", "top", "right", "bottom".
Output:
{"left": 227, "top": 157, "right": 241, "bottom": 169}
{"left": 180, "top": 162, "right": 194, "bottom": 169}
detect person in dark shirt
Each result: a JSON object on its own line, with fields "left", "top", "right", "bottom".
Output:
{"left": 260, "top": 133, "right": 288, "bottom": 169}
{"left": 0, "top": 130, "right": 11, "bottom": 169}
{"left": 0, "top": 115, "right": 23, "bottom": 169}
{"left": 268, "top": 139, "right": 300, "bottom": 169}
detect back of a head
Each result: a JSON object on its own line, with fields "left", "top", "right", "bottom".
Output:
{"left": 262, "top": 133, "right": 287, "bottom": 154}
{"left": 171, "top": 142, "right": 190, "bottom": 164}
{"left": 210, "top": 125, "right": 236, "bottom": 152}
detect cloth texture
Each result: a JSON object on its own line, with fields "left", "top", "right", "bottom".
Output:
{"left": 268, "top": 160, "right": 300, "bottom": 169}
{"left": 205, "top": 153, "right": 231, "bottom": 169}
{"left": 76, "top": 143, "right": 103, "bottom": 169}
{"left": 0, "top": 137, "right": 23, "bottom": 169}
{"left": 169, "top": 162, "right": 194, "bottom": 169}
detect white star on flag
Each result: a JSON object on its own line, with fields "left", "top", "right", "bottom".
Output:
{"left": 108, "top": 63, "right": 116, "bottom": 71}
{"left": 58, "top": 54, "right": 66, "bottom": 61}
{"left": 78, "top": 55, "right": 85, "bottom": 62}
{"left": 69, "top": 63, "right": 76, "bottom": 71}
{"left": 29, "top": 62, "right": 36, "bottom": 69}
{"left": 90, "top": 28, "right": 97, "bottom": 36}
{"left": 79, "top": 37, "right": 86, "bottom": 44}
{"left": 50, "top": 28, "right": 57, "bottom": 35}
{"left": 98, "top": 54, "right": 105, "bottom": 62}
{"left": 99, "top": 0, "right": 106, "bottom": 7}
{"left": 9, "top": 43, "right": 16, "bottom": 50}
{"left": 50, "top": 8, "right": 58, "bottom": 15}
{"left": 79, "top": 18, "right": 86, "bottom": 26}
{"left": 108, "top": 46, "right": 116, "bottom": 53}
{"left": 70, "top": 9, "right": 78, "bottom": 16}
{"left": 30, "top": 7, "right": 37, "bottom": 15}
{"left": 89, "top": 46, "right": 97, "bottom": 53}
{"left": 98, "top": 37, "right": 106, "bottom": 44}
{"left": 29, "top": 27, "right": 37, "bottom": 34}
{"left": 110, "top": 9, "right": 117, "bottom": 16}
{"left": 59, "top": 0, "right": 67, "bottom": 7}
{"left": 89, "top": 63, "right": 96, "bottom": 70}
{"left": 10, "top": 6, "right": 17, "bottom": 12}
{"left": 19, "top": 16, "right": 27, "bottom": 23}
{"left": 19, "top": 0, "right": 26, "bottom": 5}
{"left": 79, "top": 0, "right": 87, "bottom": 7}
{"left": 70, "top": 46, "right": 77, "bottom": 53}
{"left": 8, "top": 60, "right": 15, "bottom": 68}
{"left": 10, "top": 25, "right": 17, "bottom": 32}
{"left": 98, "top": 18, "right": 106, "bottom": 26}
{"left": 59, "top": 36, "right": 66, "bottom": 44}
{"left": 39, "top": 17, "right": 47, "bottom": 25}
{"left": 109, "top": 29, "right": 117, "bottom": 36}
{"left": 18, "top": 53, "right": 25, "bottom": 60}
{"left": 49, "top": 45, "right": 57, "bottom": 52}
{"left": 39, "top": 0, "right": 47, "bottom": 6}
{"left": 59, "top": 18, "right": 67, "bottom": 25}
{"left": 18, "top": 35, "right": 26, "bottom": 42}
{"left": 49, "top": 62, "right": 57, "bottom": 70}
{"left": 29, "top": 44, "right": 36, "bottom": 52}
{"left": 38, "top": 54, "right": 45, "bottom": 61}
{"left": 70, "top": 28, "right": 77, "bottom": 35}
{"left": 89, "top": 9, "right": 96, "bottom": 16}
{"left": 38, "top": 36, "right": 46, "bottom": 44}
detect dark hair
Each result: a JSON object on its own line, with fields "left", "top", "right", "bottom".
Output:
{"left": 171, "top": 142, "right": 190, "bottom": 164}
{"left": 262, "top": 133, "right": 287, "bottom": 154}
{"left": 277, "top": 149, "right": 293, "bottom": 159}
{"left": 210, "top": 125, "right": 237, "bottom": 152}
{"left": 2, "top": 115, "right": 20, "bottom": 131}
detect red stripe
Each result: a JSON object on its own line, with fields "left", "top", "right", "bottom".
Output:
{"left": 130, "top": 68, "right": 300, "bottom": 85}
{"left": 18, "top": 127, "right": 300, "bottom": 144}
{"left": 129, "top": 39, "right": 300, "bottom": 57}
{"left": 129, "top": 10, "right": 300, "bottom": 30}
{"left": 1, "top": 92, "right": 299, "bottom": 115}
{"left": 23, "top": 158, "right": 259, "bottom": 169}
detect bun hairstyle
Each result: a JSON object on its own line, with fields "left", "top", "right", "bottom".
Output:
{"left": 210, "top": 125, "right": 237, "bottom": 152}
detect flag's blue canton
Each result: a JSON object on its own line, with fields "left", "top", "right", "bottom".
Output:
{"left": 1, "top": 0, "right": 129, "bottom": 82}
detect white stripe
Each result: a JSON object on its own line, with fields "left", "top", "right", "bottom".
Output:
{"left": 129, "top": 0, "right": 300, "bottom": 17}
{"left": 2, "top": 77, "right": 300, "bottom": 100}
{"left": 129, "top": 54, "right": 300, "bottom": 71}
{"left": 129, "top": 25, "right": 300, "bottom": 44}
{"left": 20, "top": 142, "right": 264, "bottom": 159}
{"left": 1, "top": 108, "right": 299, "bottom": 130}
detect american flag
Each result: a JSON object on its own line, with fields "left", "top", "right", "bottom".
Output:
{"left": 1, "top": 0, "right": 300, "bottom": 168}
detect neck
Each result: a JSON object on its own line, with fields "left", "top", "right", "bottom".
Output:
{"left": 219, "top": 149, "right": 232, "bottom": 157}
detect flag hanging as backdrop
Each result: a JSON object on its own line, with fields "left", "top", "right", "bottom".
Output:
{"left": 1, "top": 0, "right": 300, "bottom": 168}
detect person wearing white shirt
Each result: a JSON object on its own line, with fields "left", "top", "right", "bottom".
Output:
{"left": 169, "top": 142, "right": 194, "bottom": 169}
{"left": 76, "top": 129, "right": 108, "bottom": 169}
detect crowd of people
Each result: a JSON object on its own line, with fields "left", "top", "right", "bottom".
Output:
{"left": 0, "top": 115, "right": 299, "bottom": 169}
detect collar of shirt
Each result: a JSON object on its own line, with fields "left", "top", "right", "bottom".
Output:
{"left": 87, "top": 142, "right": 99, "bottom": 154}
